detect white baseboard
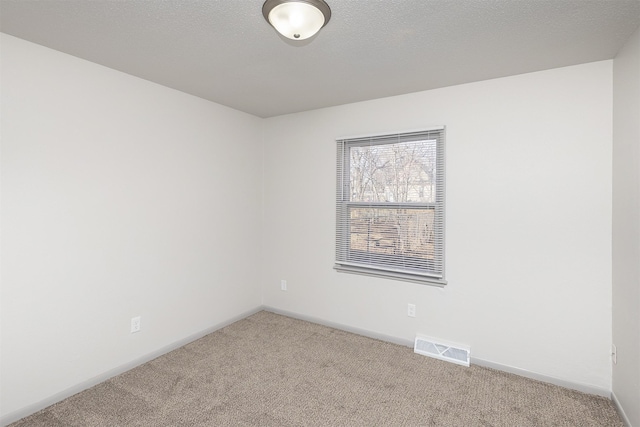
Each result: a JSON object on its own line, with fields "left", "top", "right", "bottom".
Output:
{"left": 263, "top": 306, "right": 612, "bottom": 398}
{"left": 470, "top": 357, "right": 610, "bottom": 397}
{"left": 263, "top": 306, "right": 415, "bottom": 348}
{"left": 612, "top": 391, "right": 633, "bottom": 427}
{"left": 0, "top": 306, "right": 263, "bottom": 427}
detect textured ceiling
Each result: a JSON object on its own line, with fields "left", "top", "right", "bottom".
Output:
{"left": 1, "top": 0, "right": 639, "bottom": 118}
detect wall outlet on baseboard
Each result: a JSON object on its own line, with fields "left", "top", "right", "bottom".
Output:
{"left": 131, "top": 316, "right": 141, "bottom": 333}
{"left": 407, "top": 303, "right": 416, "bottom": 317}
{"left": 281, "top": 280, "right": 287, "bottom": 291}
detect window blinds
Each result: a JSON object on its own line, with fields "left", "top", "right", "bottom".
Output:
{"left": 335, "top": 128, "right": 446, "bottom": 285}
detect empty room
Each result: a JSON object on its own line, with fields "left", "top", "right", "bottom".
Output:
{"left": 1, "top": 0, "right": 639, "bottom": 426}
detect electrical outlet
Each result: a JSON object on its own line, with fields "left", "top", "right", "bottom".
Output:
{"left": 407, "top": 303, "right": 416, "bottom": 317}
{"left": 612, "top": 344, "right": 617, "bottom": 364}
{"left": 131, "top": 316, "right": 141, "bottom": 333}
{"left": 281, "top": 280, "right": 287, "bottom": 291}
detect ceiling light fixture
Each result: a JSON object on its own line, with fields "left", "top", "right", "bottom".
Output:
{"left": 262, "top": 0, "right": 331, "bottom": 41}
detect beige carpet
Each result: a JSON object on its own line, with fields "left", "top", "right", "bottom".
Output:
{"left": 11, "top": 311, "right": 623, "bottom": 426}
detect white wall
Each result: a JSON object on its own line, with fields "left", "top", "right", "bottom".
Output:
{"left": 262, "top": 61, "right": 613, "bottom": 392}
{"left": 613, "top": 24, "right": 640, "bottom": 427}
{"left": 0, "top": 34, "right": 263, "bottom": 419}
{"left": 0, "top": 31, "right": 620, "bottom": 424}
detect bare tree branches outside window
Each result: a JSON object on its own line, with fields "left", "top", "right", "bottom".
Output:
{"left": 349, "top": 140, "right": 436, "bottom": 203}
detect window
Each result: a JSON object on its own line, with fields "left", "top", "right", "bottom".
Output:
{"left": 335, "top": 128, "right": 446, "bottom": 285}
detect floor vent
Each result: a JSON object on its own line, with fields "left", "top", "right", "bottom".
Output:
{"left": 414, "top": 335, "right": 470, "bottom": 367}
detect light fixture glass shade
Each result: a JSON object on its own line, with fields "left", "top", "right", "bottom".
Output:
{"left": 263, "top": 0, "right": 331, "bottom": 40}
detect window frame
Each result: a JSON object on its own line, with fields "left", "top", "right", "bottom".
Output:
{"left": 335, "top": 127, "right": 447, "bottom": 286}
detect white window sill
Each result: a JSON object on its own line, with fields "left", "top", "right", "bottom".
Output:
{"left": 334, "top": 264, "right": 447, "bottom": 287}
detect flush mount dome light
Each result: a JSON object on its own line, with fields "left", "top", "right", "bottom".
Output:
{"left": 262, "top": 0, "right": 331, "bottom": 40}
